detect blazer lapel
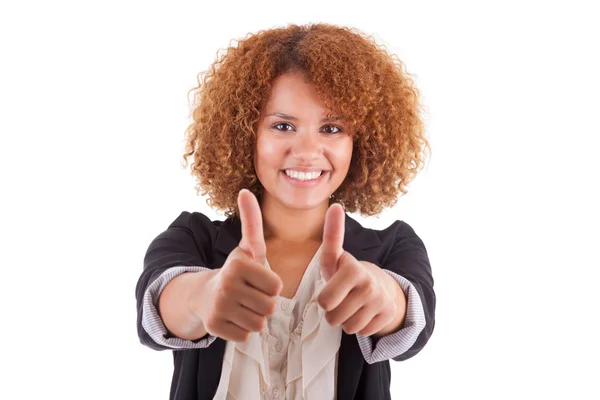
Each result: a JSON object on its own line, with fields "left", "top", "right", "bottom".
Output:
{"left": 214, "top": 217, "right": 242, "bottom": 256}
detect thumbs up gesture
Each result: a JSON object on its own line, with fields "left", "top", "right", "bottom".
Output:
{"left": 198, "top": 189, "right": 283, "bottom": 343}
{"left": 317, "top": 204, "right": 405, "bottom": 337}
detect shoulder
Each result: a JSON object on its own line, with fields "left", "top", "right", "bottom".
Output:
{"left": 344, "top": 214, "right": 429, "bottom": 273}
{"left": 379, "top": 220, "right": 427, "bottom": 252}
{"left": 160, "top": 211, "right": 223, "bottom": 251}
{"left": 169, "top": 211, "right": 223, "bottom": 232}
{"left": 345, "top": 214, "right": 425, "bottom": 251}
{"left": 167, "top": 211, "right": 241, "bottom": 257}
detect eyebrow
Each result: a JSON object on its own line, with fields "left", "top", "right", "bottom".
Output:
{"left": 265, "top": 112, "right": 341, "bottom": 123}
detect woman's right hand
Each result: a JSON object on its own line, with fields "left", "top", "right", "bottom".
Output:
{"left": 191, "top": 189, "right": 283, "bottom": 342}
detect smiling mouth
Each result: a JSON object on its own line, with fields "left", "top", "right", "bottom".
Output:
{"left": 281, "top": 169, "right": 328, "bottom": 182}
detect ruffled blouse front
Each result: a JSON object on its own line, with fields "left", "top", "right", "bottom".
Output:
{"left": 213, "top": 245, "right": 342, "bottom": 399}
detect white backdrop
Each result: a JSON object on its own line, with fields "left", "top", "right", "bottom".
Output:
{"left": 1, "top": 1, "right": 599, "bottom": 399}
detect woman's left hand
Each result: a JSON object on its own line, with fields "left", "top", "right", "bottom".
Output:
{"left": 317, "top": 204, "right": 407, "bottom": 337}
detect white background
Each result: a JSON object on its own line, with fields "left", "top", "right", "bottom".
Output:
{"left": 1, "top": 0, "right": 599, "bottom": 399}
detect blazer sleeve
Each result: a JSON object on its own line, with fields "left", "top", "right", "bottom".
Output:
{"left": 140, "top": 266, "right": 219, "bottom": 350}
{"left": 135, "top": 211, "right": 216, "bottom": 351}
{"left": 382, "top": 220, "right": 436, "bottom": 362}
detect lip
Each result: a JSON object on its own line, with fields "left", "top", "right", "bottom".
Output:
{"left": 280, "top": 170, "right": 328, "bottom": 188}
{"left": 282, "top": 167, "right": 327, "bottom": 173}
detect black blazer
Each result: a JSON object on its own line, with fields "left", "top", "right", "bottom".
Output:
{"left": 136, "top": 211, "right": 435, "bottom": 400}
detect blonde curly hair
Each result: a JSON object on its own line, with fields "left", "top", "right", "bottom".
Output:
{"left": 182, "top": 23, "right": 430, "bottom": 217}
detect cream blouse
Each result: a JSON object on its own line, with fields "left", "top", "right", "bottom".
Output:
{"left": 213, "top": 245, "right": 342, "bottom": 400}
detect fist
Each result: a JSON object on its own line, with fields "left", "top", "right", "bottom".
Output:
{"left": 195, "top": 189, "right": 283, "bottom": 342}
{"left": 317, "top": 203, "right": 400, "bottom": 337}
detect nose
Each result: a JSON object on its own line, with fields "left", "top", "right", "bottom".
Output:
{"left": 291, "top": 132, "right": 322, "bottom": 161}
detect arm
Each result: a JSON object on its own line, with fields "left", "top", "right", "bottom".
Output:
{"left": 141, "top": 266, "right": 220, "bottom": 350}
{"left": 136, "top": 212, "right": 218, "bottom": 350}
{"left": 356, "top": 221, "right": 435, "bottom": 363}
{"left": 158, "top": 269, "right": 214, "bottom": 341}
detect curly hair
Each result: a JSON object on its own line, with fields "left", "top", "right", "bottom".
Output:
{"left": 182, "top": 23, "right": 430, "bottom": 217}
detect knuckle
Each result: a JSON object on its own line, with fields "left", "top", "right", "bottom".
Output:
{"left": 220, "top": 273, "right": 241, "bottom": 292}
{"left": 249, "top": 317, "right": 261, "bottom": 331}
{"left": 218, "top": 267, "right": 233, "bottom": 284}
{"left": 365, "top": 271, "right": 378, "bottom": 286}
{"left": 325, "top": 312, "right": 336, "bottom": 325}
{"left": 240, "top": 331, "right": 251, "bottom": 342}
{"left": 203, "top": 316, "right": 219, "bottom": 333}
{"left": 266, "top": 273, "right": 282, "bottom": 294}
{"left": 363, "top": 283, "right": 376, "bottom": 297}
{"left": 317, "top": 294, "right": 330, "bottom": 310}
{"left": 213, "top": 296, "right": 228, "bottom": 312}
{"left": 267, "top": 299, "right": 278, "bottom": 315}
{"left": 257, "top": 316, "right": 267, "bottom": 331}
{"left": 358, "top": 327, "right": 371, "bottom": 337}
{"left": 220, "top": 278, "right": 234, "bottom": 293}
{"left": 355, "top": 267, "right": 369, "bottom": 281}
{"left": 225, "top": 256, "right": 242, "bottom": 273}
{"left": 342, "top": 322, "right": 354, "bottom": 334}
{"left": 319, "top": 300, "right": 330, "bottom": 312}
{"left": 273, "top": 277, "right": 283, "bottom": 294}
{"left": 374, "top": 291, "right": 386, "bottom": 305}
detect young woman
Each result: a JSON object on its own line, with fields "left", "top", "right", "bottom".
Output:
{"left": 136, "top": 23, "right": 435, "bottom": 400}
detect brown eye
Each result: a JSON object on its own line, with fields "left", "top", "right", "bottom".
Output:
{"left": 322, "top": 125, "right": 342, "bottom": 134}
{"left": 273, "top": 122, "right": 294, "bottom": 131}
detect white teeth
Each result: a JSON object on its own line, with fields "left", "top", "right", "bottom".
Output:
{"left": 284, "top": 170, "right": 323, "bottom": 181}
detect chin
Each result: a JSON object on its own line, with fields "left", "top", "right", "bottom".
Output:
{"left": 280, "top": 195, "right": 328, "bottom": 211}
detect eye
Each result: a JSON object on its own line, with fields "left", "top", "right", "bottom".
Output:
{"left": 272, "top": 122, "right": 295, "bottom": 132}
{"left": 321, "top": 125, "right": 343, "bottom": 134}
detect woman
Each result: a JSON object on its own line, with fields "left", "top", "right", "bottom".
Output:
{"left": 135, "top": 23, "right": 435, "bottom": 399}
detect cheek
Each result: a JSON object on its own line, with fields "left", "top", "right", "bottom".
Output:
{"left": 332, "top": 138, "right": 354, "bottom": 171}
{"left": 255, "top": 134, "right": 282, "bottom": 170}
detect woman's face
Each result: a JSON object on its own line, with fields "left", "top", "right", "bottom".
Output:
{"left": 254, "top": 71, "right": 353, "bottom": 212}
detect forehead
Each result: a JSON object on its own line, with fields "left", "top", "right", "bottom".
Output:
{"left": 263, "top": 72, "right": 331, "bottom": 115}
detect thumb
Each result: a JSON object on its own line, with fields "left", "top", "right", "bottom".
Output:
{"left": 237, "top": 189, "right": 266, "bottom": 266}
{"left": 320, "top": 203, "right": 346, "bottom": 281}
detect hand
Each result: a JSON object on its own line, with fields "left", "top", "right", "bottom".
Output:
{"left": 193, "top": 189, "right": 283, "bottom": 343}
{"left": 317, "top": 203, "right": 400, "bottom": 337}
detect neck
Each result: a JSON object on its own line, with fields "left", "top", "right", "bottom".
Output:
{"left": 260, "top": 196, "right": 330, "bottom": 243}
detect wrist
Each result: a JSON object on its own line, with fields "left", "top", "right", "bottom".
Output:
{"left": 186, "top": 269, "right": 217, "bottom": 322}
{"left": 375, "top": 270, "right": 408, "bottom": 338}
